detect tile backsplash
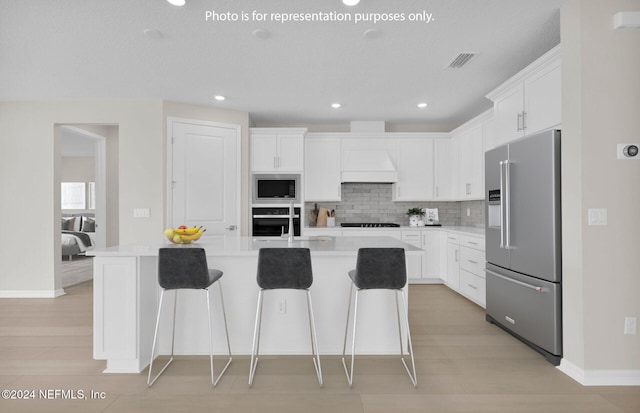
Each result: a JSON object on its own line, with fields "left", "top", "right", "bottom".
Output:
{"left": 305, "top": 183, "right": 485, "bottom": 227}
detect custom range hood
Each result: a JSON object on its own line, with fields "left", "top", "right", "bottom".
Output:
{"left": 340, "top": 121, "right": 398, "bottom": 183}
{"left": 341, "top": 149, "right": 398, "bottom": 183}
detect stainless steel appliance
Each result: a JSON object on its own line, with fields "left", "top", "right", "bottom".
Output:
{"left": 252, "top": 206, "right": 301, "bottom": 237}
{"left": 484, "top": 129, "right": 562, "bottom": 365}
{"left": 252, "top": 174, "right": 300, "bottom": 204}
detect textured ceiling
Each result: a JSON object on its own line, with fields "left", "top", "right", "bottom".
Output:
{"left": 0, "top": 0, "right": 564, "bottom": 129}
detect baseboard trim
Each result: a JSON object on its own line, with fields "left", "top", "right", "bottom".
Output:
{"left": 0, "top": 289, "right": 66, "bottom": 298}
{"left": 558, "top": 359, "right": 640, "bottom": 386}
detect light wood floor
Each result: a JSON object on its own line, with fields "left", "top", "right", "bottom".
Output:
{"left": 0, "top": 282, "right": 638, "bottom": 413}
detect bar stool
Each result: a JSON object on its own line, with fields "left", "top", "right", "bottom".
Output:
{"left": 147, "top": 247, "right": 232, "bottom": 387}
{"left": 249, "top": 248, "right": 323, "bottom": 387}
{"left": 342, "top": 248, "right": 417, "bottom": 387}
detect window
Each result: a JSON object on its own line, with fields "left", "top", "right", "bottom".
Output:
{"left": 61, "top": 182, "right": 95, "bottom": 210}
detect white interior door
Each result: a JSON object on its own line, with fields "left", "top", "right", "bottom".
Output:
{"left": 170, "top": 120, "right": 239, "bottom": 236}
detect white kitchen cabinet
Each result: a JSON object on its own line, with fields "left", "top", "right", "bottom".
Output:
{"left": 448, "top": 134, "right": 460, "bottom": 200}
{"left": 250, "top": 128, "right": 306, "bottom": 172}
{"left": 304, "top": 136, "right": 341, "bottom": 201}
{"left": 402, "top": 231, "right": 423, "bottom": 280}
{"left": 393, "top": 139, "right": 434, "bottom": 201}
{"left": 450, "top": 110, "right": 489, "bottom": 201}
{"left": 457, "top": 123, "right": 484, "bottom": 200}
{"left": 433, "top": 138, "right": 452, "bottom": 200}
{"left": 487, "top": 45, "right": 561, "bottom": 146}
{"left": 446, "top": 233, "right": 460, "bottom": 290}
{"left": 421, "top": 230, "right": 441, "bottom": 279}
{"left": 458, "top": 234, "right": 486, "bottom": 308}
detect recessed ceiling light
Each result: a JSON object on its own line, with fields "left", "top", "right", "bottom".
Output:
{"left": 343, "top": 0, "right": 361, "bottom": 6}
{"left": 331, "top": 103, "right": 341, "bottom": 109}
{"left": 417, "top": 102, "right": 428, "bottom": 108}
{"left": 214, "top": 95, "right": 226, "bottom": 101}
{"left": 252, "top": 29, "right": 271, "bottom": 39}
{"left": 143, "top": 29, "right": 163, "bottom": 40}
{"left": 167, "top": 0, "right": 186, "bottom": 6}
{"left": 363, "top": 28, "right": 381, "bottom": 39}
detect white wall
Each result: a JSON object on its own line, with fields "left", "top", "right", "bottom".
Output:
{"left": 61, "top": 157, "right": 95, "bottom": 181}
{"left": 0, "top": 100, "right": 249, "bottom": 295}
{"left": 561, "top": 0, "right": 640, "bottom": 379}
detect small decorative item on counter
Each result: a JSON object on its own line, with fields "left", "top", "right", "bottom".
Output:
{"left": 327, "top": 209, "right": 336, "bottom": 227}
{"left": 406, "top": 207, "right": 425, "bottom": 227}
{"left": 425, "top": 208, "right": 439, "bottom": 225}
{"left": 164, "top": 225, "right": 206, "bottom": 244}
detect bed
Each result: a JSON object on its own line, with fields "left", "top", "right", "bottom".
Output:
{"left": 61, "top": 215, "right": 96, "bottom": 260}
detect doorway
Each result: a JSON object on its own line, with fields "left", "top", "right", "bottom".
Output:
{"left": 57, "top": 124, "right": 118, "bottom": 289}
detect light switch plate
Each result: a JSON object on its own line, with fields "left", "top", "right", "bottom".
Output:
{"left": 133, "top": 208, "right": 150, "bottom": 218}
{"left": 587, "top": 208, "right": 607, "bottom": 226}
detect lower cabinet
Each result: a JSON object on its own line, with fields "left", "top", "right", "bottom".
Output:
{"left": 303, "top": 227, "right": 486, "bottom": 307}
{"left": 457, "top": 235, "right": 486, "bottom": 307}
{"left": 446, "top": 233, "right": 460, "bottom": 290}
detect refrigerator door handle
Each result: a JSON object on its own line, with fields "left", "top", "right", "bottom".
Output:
{"left": 499, "top": 161, "right": 505, "bottom": 248}
{"left": 504, "top": 160, "right": 511, "bottom": 249}
{"left": 486, "top": 269, "right": 549, "bottom": 293}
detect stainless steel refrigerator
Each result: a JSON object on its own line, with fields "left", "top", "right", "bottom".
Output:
{"left": 485, "top": 129, "right": 562, "bottom": 365}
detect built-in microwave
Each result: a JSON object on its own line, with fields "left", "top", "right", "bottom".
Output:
{"left": 252, "top": 174, "right": 300, "bottom": 204}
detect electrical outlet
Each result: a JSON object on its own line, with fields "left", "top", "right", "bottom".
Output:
{"left": 277, "top": 299, "right": 287, "bottom": 314}
{"left": 624, "top": 317, "right": 637, "bottom": 335}
{"left": 467, "top": 208, "right": 471, "bottom": 217}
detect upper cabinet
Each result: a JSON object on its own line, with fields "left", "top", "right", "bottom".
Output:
{"left": 250, "top": 128, "right": 306, "bottom": 172}
{"left": 392, "top": 137, "right": 435, "bottom": 201}
{"left": 433, "top": 138, "right": 453, "bottom": 200}
{"left": 304, "top": 135, "right": 342, "bottom": 201}
{"left": 486, "top": 45, "right": 561, "bottom": 148}
{"left": 450, "top": 110, "right": 492, "bottom": 201}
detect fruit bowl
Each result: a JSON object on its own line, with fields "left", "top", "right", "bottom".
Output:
{"left": 164, "top": 226, "right": 206, "bottom": 244}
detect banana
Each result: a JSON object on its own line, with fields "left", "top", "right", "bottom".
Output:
{"left": 180, "top": 229, "right": 205, "bottom": 242}
{"left": 174, "top": 226, "right": 201, "bottom": 235}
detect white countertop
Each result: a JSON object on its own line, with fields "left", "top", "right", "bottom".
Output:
{"left": 305, "top": 225, "right": 485, "bottom": 236}
{"left": 87, "top": 235, "right": 424, "bottom": 257}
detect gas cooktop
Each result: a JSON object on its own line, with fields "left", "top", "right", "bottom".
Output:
{"left": 340, "top": 223, "right": 400, "bottom": 228}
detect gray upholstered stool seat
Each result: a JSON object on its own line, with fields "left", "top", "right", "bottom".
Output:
{"left": 249, "top": 248, "right": 323, "bottom": 387}
{"left": 342, "top": 248, "right": 417, "bottom": 387}
{"left": 148, "top": 247, "right": 232, "bottom": 387}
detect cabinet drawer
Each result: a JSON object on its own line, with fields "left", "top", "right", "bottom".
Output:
{"left": 460, "top": 269, "right": 486, "bottom": 307}
{"left": 446, "top": 233, "right": 460, "bottom": 244}
{"left": 460, "top": 246, "right": 485, "bottom": 276}
{"left": 460, "top": 235, "right": 485, "bottom": 250}
{"left": 401, "top": 231, "right": 422, "bottom": 246}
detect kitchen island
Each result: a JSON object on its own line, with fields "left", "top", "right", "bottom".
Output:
{"left": 89, "top": 236, "right": 422, "bottom": 373}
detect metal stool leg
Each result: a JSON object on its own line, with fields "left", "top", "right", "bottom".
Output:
{"left": 341, "top": 283, "right": 358, "bottom": 387}
{"left": 248, "top": 290, "right": 264, "bottom": 386}
{"left": 209, "top": 280, "right": 232, "bottom": 387}
{"left": 396, "top": 290, "right": 417, "bottom": 387}
{"left": 148, "top": 289, "right": 178, "bottom": 387}
{"left": 306, "top": 290, "right": 323, "bottom": 386}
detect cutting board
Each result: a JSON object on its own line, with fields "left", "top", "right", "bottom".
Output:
{"left": 316, "top": 208, "right": 330, "bottom": 227}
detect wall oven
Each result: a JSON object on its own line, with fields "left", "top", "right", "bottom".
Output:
{"left": 252, "top": 174, "right": 300, "bottom": 204}
{"left": 252, "top": 207, "right": 301, "bottom": 237}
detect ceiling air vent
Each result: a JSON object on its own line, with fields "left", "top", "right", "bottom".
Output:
{"left": 447, "top": 53, "right": 475, "bottom": 68}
